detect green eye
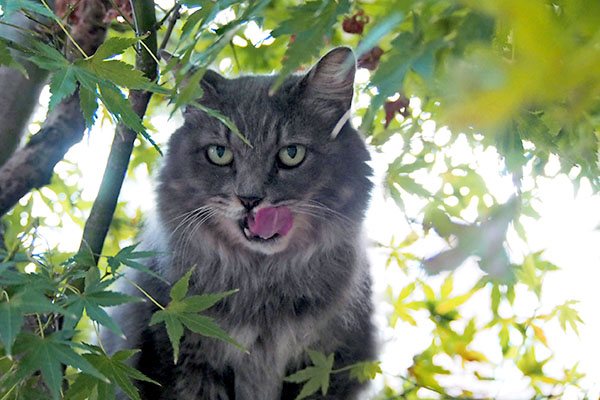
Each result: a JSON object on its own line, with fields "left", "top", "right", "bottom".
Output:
{"left": 207, "top": 145, "right": 233, "bottom": 165}
{"left": 278, "top": 145, "right": 306, "bottom": 167}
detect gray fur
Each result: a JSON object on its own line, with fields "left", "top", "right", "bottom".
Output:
{"left": 107, "top": 47, "right": 376, "bottom": 399}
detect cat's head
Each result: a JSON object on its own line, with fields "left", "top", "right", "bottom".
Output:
{"left": 158, "top": 47, "right": 373, "bottom": 256}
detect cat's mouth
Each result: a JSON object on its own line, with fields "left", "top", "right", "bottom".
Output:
{"left": 238, "top": 218, "right": 281, "bottom": 242}
{"left": 237, "top": 206, "right": 294, "bottom": 243}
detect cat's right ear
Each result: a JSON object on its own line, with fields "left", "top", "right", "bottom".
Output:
{"left": 299, "top": 47, "right": 356, "bottom": 119}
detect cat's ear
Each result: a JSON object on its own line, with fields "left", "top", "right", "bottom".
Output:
{"left": 199, "top": 69, "right": 226, "bottom": 98}
{"left": 301, "top": 47, "right": 356, "bottom": 116}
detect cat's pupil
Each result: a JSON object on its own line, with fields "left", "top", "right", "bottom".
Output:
{"left": 287, "top": 146, "right": 297, "bottom": 159}
{"left": 216, "top": 146, "right": 225, "bottom": 158}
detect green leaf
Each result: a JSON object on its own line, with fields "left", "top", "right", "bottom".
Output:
{"left": 90, "top": 36, "right": 145, "bottom": 62}
{"left": 349, "top": 361, "right": 382, "bottom": 383}
{"left": 355, "top": 12, "right": 404, "bottom": 59}
{"left": 553, "top": 300, "right": 583, "bottom": 335}
{"left": 170, "top": 266, "right": 195, "bottom": 302}
{"left": 179, "top": 4, "right": 218, "bottom": 45}
{"left": 81, "top": 59, "right": 167, "bottom": 93}
{"left": 106, "top": 244, "right": 167, "bottom": 282}
{"left": 150, "top": 310, "right": 184, "bottom": 364}
{"left": 0, "top": 38, "right": 27, "bottom": 77}
{"left": 149, "top": 271, "right": 243, "bottom": 364}
{"left": 13, "top": 333, "right": 107, "bottom": 400}
{"left": 440, "top": 274, "right": 454, "bottom": 299}
{"left": 180, "top": 290, "right": 238, "bottom": 312}
{"left": 79, "top": 85, "right": 99, "bottom": 127}
{"left": 27, "top": 40, "right": 68, "bottom": 71}
{"left": 48, "top": 66, "right": 77, "bottom": 112}
{"left": 97, "top": 83, "right": 145, "bottom": 132}
{"left": 491, "top": 284, "right": 501, "bottom": 316}
{"left": 63, "top": 286, "right": 140, "bottom": 336}
{"left": 284, "top": 350, "right": 334, "bottom": 399}
{"left": 178, "top": 313, "right": 245, "bottom": 352}
{"left": 270, "top": 0, "right": 351, "bottom": 92}
{"left": 0, "top": 288, "right": 68, "bottom": 355}
{"left": 0, "top": 300, "right": 23, "bottom": 356}
{"left": 191, "top": 101, "right": 252, "bottom": 148}
{"left": 0, "top": 0, "right": 58, "bottom": 19}
{"left": 67, "top": 349, "right": 159, "bottom": 400}
{"left": 102, "top": 82, "right": 162, "bottom": 154}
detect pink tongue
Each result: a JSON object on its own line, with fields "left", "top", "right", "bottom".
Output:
{"left": 247, "top": 207, "right": 294, "bottom": 239}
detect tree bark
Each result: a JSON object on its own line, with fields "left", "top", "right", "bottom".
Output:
{"left": 0, "top": 0, "right": 110, "bottom": 217}
{"left": 0, "top": 11, "right": 52, "bottom": 167}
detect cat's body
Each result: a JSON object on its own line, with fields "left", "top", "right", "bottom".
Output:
{"left": 108, "top": 47, "right": 376, "bottom": 399}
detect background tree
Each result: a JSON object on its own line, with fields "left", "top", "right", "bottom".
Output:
{"left": 0, "top": 0, "right": 598, "bottom": 399}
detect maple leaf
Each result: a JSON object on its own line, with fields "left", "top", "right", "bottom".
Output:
{"left": 284, "top": 350, "right": 335, "bottom": 399}
{"left": 66, "top": 346, "right": 159, "bottom": 400}
{"left": 0, "top": 287, "right": 67, "bottom": 356}
{"left": 149, "top": 267, "right": 243, "bottom": 363}
{"left": 349, "top": 361, "right": 382, "bottom": 383}
{"left": 62, "top": 267, "right": 140, "bottom": 336}
{"left": 12, "top": 332, "right": 107, "bottom": 400}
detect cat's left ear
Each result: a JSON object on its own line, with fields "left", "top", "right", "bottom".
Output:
{"left": 300, "top": 47, "right": 356, "bottom": 117}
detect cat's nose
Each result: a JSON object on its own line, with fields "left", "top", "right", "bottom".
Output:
{"left": 237, "top": 196, "right": 263, "bottom": 210}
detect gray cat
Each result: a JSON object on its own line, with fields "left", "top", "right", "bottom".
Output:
{"left": 108, "top": 47, "right": 376, "bottom": 399}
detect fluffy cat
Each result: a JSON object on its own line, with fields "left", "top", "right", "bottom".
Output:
{"left": 108, "top": 47, "right": 376, "bottom": 399}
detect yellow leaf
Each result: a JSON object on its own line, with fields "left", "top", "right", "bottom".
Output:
{"left": 531, "top": 324, "right": 548, "bottom": 348}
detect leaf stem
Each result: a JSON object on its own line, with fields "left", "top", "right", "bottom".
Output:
{"left": 93, "top": 322, "right": 107, "bottom": 353}
{"left": 124, "top": 275, "right": 165, "bottom": 310}
{"left": 331, "top": 365, "right": 354, "bottom": 374}
{"left": 0, "top": 382, "right": 18, "bottom": 400}
{"left": 37, "top": 314, "right": 45, "bottom": 338}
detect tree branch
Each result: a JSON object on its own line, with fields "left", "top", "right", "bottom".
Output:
{"left": 0, "top": 11, "right": 51, "bottom": 167}
{"left": 0, "top": 0, "right": 110, "bottom": 217}
{"left": 79, "top": 0, "right": 158, "bottom": 263}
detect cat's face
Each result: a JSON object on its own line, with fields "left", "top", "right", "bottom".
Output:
{"left": 159, "top": 48, "right": 372, "bottom": 256}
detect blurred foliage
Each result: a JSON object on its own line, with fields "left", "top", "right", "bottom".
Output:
{"left": 1, "top": 0, "right": 598, "bottom": 398}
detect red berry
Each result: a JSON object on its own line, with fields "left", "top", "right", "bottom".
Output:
{"left": 384, "top": 96, "right": 410, "bottom": 128}
{"left": 342, "top": 10, "right": 370, "bottom": 34}
{"left": 357, "top": 46, "right": 383, "bottom": 70}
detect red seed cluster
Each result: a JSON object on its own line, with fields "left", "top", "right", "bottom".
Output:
{"left": 342, "top": 10, "right": 370, "bottom": 34}
{"left": 55, "top": 0, "right": 133, "bottom": 25}
{"left": 384, "top": 96, "right": 410, "bottom": 128}
{"left": 102, "top": 0, "right": 133, "bottom": 24}
{"left": 357, "top": 46, "right": 383, "bottom": 71}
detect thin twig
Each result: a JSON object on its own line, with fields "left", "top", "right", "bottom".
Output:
{"left": 155, "top": 2, "right": 179, "bottom": 30}
{"left": 158, "top": 3, "right": 181, "bottom": 53}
